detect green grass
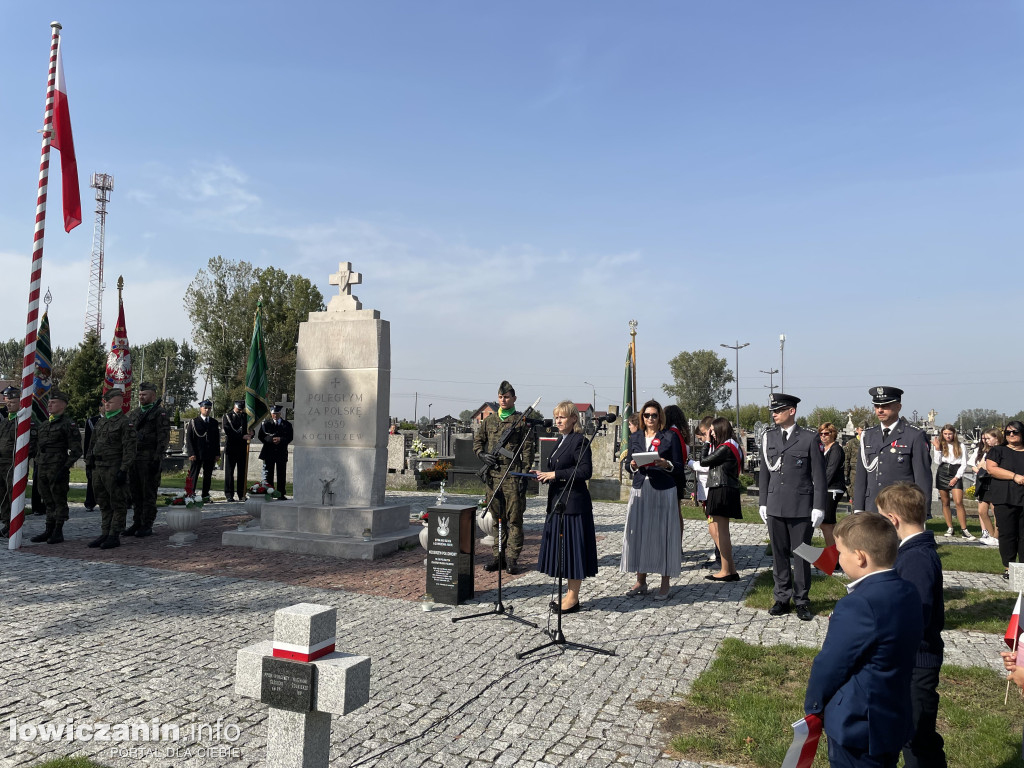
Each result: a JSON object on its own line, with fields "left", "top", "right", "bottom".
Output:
{"left": 666, "top": 638, "right": 1024, "bottom": 768}
{"left": 680, "top": 501, "right": 764, "bottom": 525}
{"left": 744, "top": 571, "right": 1016, "bottom": 633}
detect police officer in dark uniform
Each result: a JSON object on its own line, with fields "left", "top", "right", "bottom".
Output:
{"left": 257, "top": 405, "right": 293, "bottom": 497}
{"left": 186, "top": 399, "right": 221, "bottom": 502}
{"left": 757, "top": 393, "right": 827, "bottom": 621}
{"left": 854, "top": 386, "right": 932, "bottom": 514}
{"left": 472, "top": 380, "right": 537, "bottom": 574}
{"left": 125, "top": 382, "right": 171, "bottom": 537}
{"left": 85, "top": 388, "right": 137, "bottom": 549}
{"left": 222, "top": 400, "right": 250, "bottom": 501}
{"left": 29, "top": 389, "right": 82, "bottom": 544}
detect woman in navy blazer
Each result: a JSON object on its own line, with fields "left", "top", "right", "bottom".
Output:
{"left": 620, "top": 399, "right": 685, "bottom": 600}
{"left": 535, "top": 401, "right": 598, "bottom": 613}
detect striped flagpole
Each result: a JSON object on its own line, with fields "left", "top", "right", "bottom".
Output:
{"left": 9, "top": 22, "right": 61, "bottom": 550}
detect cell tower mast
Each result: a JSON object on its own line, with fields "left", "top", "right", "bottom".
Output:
{"left": 84, "top": 172, "right": 114, "bottom": 340}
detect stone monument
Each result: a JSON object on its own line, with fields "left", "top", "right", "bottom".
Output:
{"left": 235, "top": 603, "right": 370, "bottom": 768}
{"left": 223, "top": 262, "right": 419, "bottom": 558}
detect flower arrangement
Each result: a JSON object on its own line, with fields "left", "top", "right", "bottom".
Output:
{"left": 410, "top": 438, "right": 437, "bottom": 458}
{"left": 249, "top": 481, "right": 283, "bottom": 499}
{"left": 419, "top": 461, "right": 450, "bottom": 483}
{"left": 418, "top": 511, "right": 429, "bottom": 525}
{"left": 965, "top": 484, "right": 976, "bottom": 500}
{"left": 164, "top": 474, "right": 203, "bottom": 507}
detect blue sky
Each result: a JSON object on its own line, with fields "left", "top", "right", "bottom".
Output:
{"left": 1, "top": 2, "right": 1022, "bottom": 423}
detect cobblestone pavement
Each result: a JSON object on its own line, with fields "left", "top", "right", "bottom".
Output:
{"left": 0, "top": 492, "right": 1013, "bottom": 768}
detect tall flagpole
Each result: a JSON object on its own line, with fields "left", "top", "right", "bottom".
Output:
{"left": 10, "top": 22, "right": 62, "bottom": 550}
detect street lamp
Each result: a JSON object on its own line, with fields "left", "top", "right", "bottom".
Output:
{"left": 721, "top": 341, "right": 749, "bottom": 428}
{"left": 428, "top": 403, "right": 432, "bottom": 425}
{"left": 583, "top": 380, "right": 596, "bottom": 410}
{"left": 779, "top": 334, "right": 786, "bottom": 392}
{"left": 760, "top": 368, "right": 779, "bottom": 400}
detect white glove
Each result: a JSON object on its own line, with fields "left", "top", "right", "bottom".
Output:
{"left": 758, "top": 505, "right": 768, "bottom": 524}
{"left": 853, "top": 509, "right": 865, "bottom": 515}
{"left": 811, "top": 508, "right": 825, "bottom": 528}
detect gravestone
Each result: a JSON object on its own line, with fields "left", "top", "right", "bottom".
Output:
{"left": 235, "top": 603, "right": 370, "bottom": 768}
{"left": 223, "top": 262, "right": 418, "bottom": 558}
{"left": 425, "top": 503, "right": 476, "bottom": 604}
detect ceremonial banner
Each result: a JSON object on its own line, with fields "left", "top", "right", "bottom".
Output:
{"left": 620, "top": 342, "right": 634, "bottom": 448}
{"left": 103, "top": 291, "right": 132, "bottom": 412}
{"left": 32, "top": 310, "right": 52, "bottom": 425}
{"left": 245, "top": 302, "right": 269, "bottom": 432}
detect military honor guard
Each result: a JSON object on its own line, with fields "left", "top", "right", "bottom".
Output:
{"left": 0, "top": 387, "right": 23, "bottom": 538}
{"left": 85, "top": 388, "right": 137, "bottom": 549}
{"left": 222, "top": 400, "right": 250, "bottom": 501}
{"left": 758, "top": 393, "right": 827, "bottom": 621}
{"left": 854, "top": 386, "right": 932, "bottom": 514}
{"left": 185, "top": 399, "right": 221, "bottom": 502}
{"left": 125, "top": 382, "right": 171, "bottom": 537}
{"left": 257, "top": 405, "right": 293, "bottom": 498}
{"left": 472, "top": 380, "right": 536, "bottom": 574}
{"left": 29, "top": 390, "right": 82, "bottom": 544}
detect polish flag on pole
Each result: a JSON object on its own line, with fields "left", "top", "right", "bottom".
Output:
{"left": 1005, "top": 591, "right": 1022, "bottom": 650}
{"left": 50, "top": 32, "right": 81, "bottom": 233}
{"left": 781, "top": 713, "right": 822, "bottom": 768}
{"left": 794, "top": 542, "right": 840, "bottom": 576}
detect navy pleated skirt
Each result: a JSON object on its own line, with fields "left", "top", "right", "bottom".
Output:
{"left": 537, "top": 509, "right": 599, "bottom": 580}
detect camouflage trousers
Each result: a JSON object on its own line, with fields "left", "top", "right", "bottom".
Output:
{"left": 0, "top": 462, "right": 11, "bottom": 525}
{"left": 94, "top": 465, "right": 128, "bottom": 535}
{"left": 37, "top": 465, "right": 71, "bottom": 523}
{"left": 129, "top": 458, "right": 162, "bottom": 528}
{"left": 486, "top": 474, "right": 527, "bottom": 562}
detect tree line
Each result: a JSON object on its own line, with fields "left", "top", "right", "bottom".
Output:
{"left": 662, "top": 348, "right": 1023, "bottom": 432}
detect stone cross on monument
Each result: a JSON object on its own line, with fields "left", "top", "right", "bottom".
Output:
{"left": 235, "top": 603, "right": 370, "bottom": 768}
{"left": 276, "top": 394, "right": 294, "bottom": 418}
{"left": 327, "top": 262, "right": 363, "bottom": 312}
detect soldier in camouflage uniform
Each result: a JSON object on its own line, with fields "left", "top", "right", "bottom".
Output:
{"left": 473, "top": 380, "right": 536, "bottom": 574}
{"left": 843, "top": 423, "right": 865, "bottom": 499}
{"left": 0, "top": 387, "right": 21, "bottom": 538}
{"left": 29, "top": 389, "right": 82, "bottom": 544}
{"left": 85, "top": 388, "right": 137, "bottom": 549}
{"left": 125, "top": 382, "right": 171, "bottom": 538}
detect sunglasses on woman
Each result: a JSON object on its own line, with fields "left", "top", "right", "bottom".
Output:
{"left": 1007, "top": 429, "right": 1021, "bottom": 436}
{"left": 643, "top": 412, "right": 659, "bottom": 419}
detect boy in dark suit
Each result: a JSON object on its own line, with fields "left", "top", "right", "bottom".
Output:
{"left": 804, "top": 512, "right": 923, "bottom": 768}
{"left": 876, "top": 482, "right": 947, "bottom": 768}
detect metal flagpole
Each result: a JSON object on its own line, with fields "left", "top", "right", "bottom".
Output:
{"left": 10, "top": 22, "right": 62, "bottom": 550}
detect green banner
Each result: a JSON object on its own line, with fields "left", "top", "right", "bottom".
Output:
{"left": 245, "top": 303, "right": 269, "bottom": 432}
{"left": 32, "top": 311, "right": 52, "bottom": 425}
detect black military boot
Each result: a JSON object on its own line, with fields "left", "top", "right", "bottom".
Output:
{"left": 136, "top": 526, "right": 153, "bottom": 538}
{"left": 99, "top": 532, "right": 120, "bottom": 549}
{"left": 122, "top": 522, "right": 141, "bottom": 537}
{"left": 30, "top": 522, "right": 55, "bottom": 543}
{"left": 88, "top": 532, "right": 107, "bottom": 548}
{"left": 46, "top": 521, "right": 64, "bottom": 544}
{"left": 483, "top": 554, "right": 505, "bottom": 572}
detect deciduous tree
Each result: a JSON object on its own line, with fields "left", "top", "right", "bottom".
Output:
{"left": 662, "top": 349, "right": 733, "bottom": 418}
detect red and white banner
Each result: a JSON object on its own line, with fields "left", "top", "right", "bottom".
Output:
{"left": 50, "top": 34, "right": 81, "bottom": 233}
{"left": 794, "top": 543, "right": 840, "bottom": 576}
{"left": 781, "top": 713, "right": 822, "bottom": 768}
{"left": 1006, "top": 591, "right": 1022, "bottom": 650}
{"left": 103, "top": 299, "right": 132, "bottom": 412}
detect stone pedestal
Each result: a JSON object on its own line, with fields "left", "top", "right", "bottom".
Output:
{"left": 222, "top": 262, "right": 417, "bottom": 560}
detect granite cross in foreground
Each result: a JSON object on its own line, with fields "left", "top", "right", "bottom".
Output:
{"left": 235, "top": 603, "right": 370, "bottom": 768}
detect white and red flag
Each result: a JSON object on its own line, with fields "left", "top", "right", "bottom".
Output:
{"left": 1005, "top": 591, "right": 1023, "bottom": 650}
{"left": 103, "top": 290, "right": 132, "bottom": 412}
{"left": 50, "top": 33, "right": 81, "bottom": 232}
{"left": 781, "top": 713, "right": 822, "bottom": 768}
{"left": 794, "top": 543, "right": 840, "bottom": 576}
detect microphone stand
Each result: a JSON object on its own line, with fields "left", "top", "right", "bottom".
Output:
{"left": 452, "top": 410, "right": 539, "bottom": 628}
{"left": 517, "top": 422, "right": 615, "bottom": 659}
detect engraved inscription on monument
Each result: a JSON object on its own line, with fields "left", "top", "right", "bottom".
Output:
{"left": 260, "top": 656, "right": 316, "bottom": 713}
{"left": 294, "top": 369, "right": 378, "bottom": 448}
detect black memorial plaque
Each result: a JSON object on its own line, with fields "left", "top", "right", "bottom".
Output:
{"left": 425, "top": 504, "right": 475, "bottom": 605}
{"left": 260, "top": 656, "right": 316, "bottom": 713}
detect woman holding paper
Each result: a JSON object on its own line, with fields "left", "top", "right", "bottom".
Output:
{"left": 621, "top": 399, "right": 684, "bottom": 600}
{"left": 696, "top": 417, "right": 742, "bottom": 581}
